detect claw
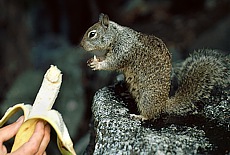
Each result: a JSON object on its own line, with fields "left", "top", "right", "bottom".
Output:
{"left": 94, "top": 55, "right": 97, "bottom": 61}
{"left": 130, "top": 114, "right": 148, "bottom": 121}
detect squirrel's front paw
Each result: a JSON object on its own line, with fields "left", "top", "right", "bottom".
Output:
{"left": 87, "top": 55, "right": 102, "bottom": 70}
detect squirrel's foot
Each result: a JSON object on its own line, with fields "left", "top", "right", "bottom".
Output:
{"left": 130, "top": 114, "right": 148, "bottom": 121}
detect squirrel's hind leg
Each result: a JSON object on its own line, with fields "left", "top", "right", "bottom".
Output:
{"left": 166, "top": 97, "right": 196, "bottom": 115}
{"left": 137, "top": 91, "right": 166, "bottom": 120}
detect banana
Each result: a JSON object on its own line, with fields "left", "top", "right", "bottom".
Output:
{"left": 0, "top": 65, "right": 76, "bottom": 155}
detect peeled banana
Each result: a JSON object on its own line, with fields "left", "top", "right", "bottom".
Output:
{"left": 0, "top": 65, "right": 76, "bottom": 155}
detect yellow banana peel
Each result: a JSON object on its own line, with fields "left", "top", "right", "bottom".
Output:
{"left": 0, "top": 65, "right": 76, "bottom": 155}
{"left": 12, "top": 119, "right": 39, "bottom": 151}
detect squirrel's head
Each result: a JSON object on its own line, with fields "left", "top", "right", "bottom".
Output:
{"left": 80, "top": 13, "right": 116, "bottom": 51}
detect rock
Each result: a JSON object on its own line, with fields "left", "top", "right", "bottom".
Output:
{"left": 203, "top": 87, "right": 230, "bottom": 130}
{"left": 85, "top": 82, "right": 230, "bottom": 154}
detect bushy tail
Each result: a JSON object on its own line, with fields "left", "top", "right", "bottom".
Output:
{"left": 166, "top": 49, "right": 230, "bottom": 115}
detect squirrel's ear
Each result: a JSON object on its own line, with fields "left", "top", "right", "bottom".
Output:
{"left": 99, "top": 13, "right": 109, "bottom": 29}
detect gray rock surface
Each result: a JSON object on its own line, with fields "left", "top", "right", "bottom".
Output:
{"left": 85, "top": 83, "right": 230, "bottom": 155}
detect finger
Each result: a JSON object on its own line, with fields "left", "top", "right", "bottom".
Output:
{"left": 11, "top": 120, "right": 45, "bottom": 155}
{"left": 36, "top": 124, "right": 51, "bottom": 155}
{"left": 0, "top": 145, "right": 7, "bottom": 155}
{"left": 0, "top": 116, "right": 24, "bottom": 143}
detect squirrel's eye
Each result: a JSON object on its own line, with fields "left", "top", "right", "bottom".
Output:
{"left": 88, "top": 30, "right": 97, "bottom": 39}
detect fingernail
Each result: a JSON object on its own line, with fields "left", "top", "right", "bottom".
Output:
{"left": 16, "top": 116, "right": 24, "bottom": 122}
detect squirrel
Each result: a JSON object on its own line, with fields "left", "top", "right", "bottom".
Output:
{"left": 80, "top": 13, "right": 230, "bottom": 120}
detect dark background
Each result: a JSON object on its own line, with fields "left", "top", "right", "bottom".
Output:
{"left": 0, "top": 0, "right": 230, "bottom": 154}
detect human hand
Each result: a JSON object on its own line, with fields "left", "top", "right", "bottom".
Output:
{"left": 0, "top": 116, "right": 50, "bottom": 155}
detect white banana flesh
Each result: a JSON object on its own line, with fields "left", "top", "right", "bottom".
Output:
{"left": 0, "top": 65, "right": 76, "bottom": 155}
